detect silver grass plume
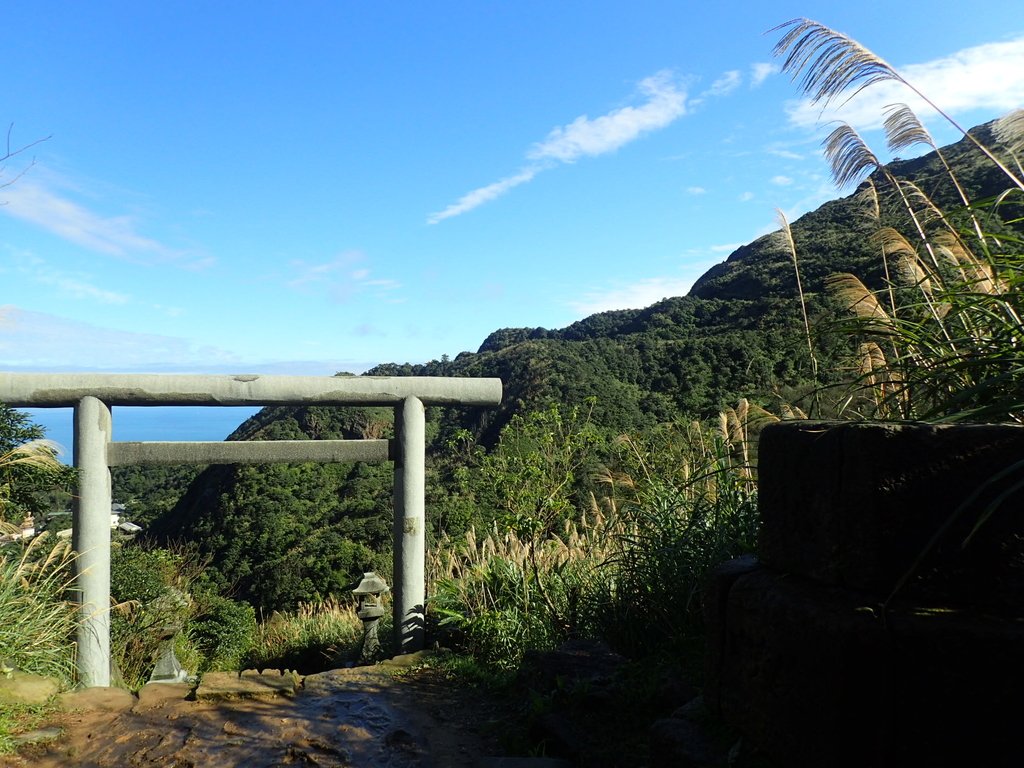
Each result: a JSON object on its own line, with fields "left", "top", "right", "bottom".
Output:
{"left": 772, "top": 19, "right": 1024, "bottom": 192}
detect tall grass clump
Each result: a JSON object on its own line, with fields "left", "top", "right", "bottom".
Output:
{"left": 0, "top": 438, "right": 77, "bottom": 684}
{"left": 247, "top": 597, "right": 365, "bottom": 672}
{"left": 430, "top": 402, "right": 608, "bottom": 669}
{"left": 429, "top": 400, "right": 774, "bottom": 670}
{"left": 0, "top": 533, "right": 77, "bottom": 684}
{"left": 591, "top": 410, "right": 766, "bottom": 658}
{"left": 430, "top": 514, "right": 613, "bottom": 669}
{"left": 773, "top": 19, "right": 1024, "bottom": 423}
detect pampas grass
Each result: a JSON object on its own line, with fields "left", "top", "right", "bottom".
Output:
{"left": 776, "top": 19, "right": 1024, "bottom": 422}
{"left": 0, "top": 534, "right": 77, "bottom": 683}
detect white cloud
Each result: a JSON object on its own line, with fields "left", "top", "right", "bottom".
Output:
{"left": 771, "top": 175, "right": 794, "bottom": 186}
{"left": 739, "top": 191, "right": 754, "bottom": 202}
{"left": 0, "top": 179, "right": 197, "bottom": 265}
{"left": 711, "top": 242, "right": 744, "bottom": 253}
{"left": 705, "top": 70, "right": 741, "bottom": 98}
{"left": 427, "top": 167, "right": 539, "bottom": 224}
{"left": 767, "top": 147, "right": 804, "bottom": 160}
{"left": 430, "top": 71, "right": 688, "bottom": 222}
{"left": 687, "top": 186, "right": 707, "bottom": 195}
{"left": 786, "top": 36, "right": 1024, "bottom": 130}
{"left": 0, "top": 304, "right": 368, "bottom": 375}
{"left": 528, "top": 71, "right": 688, "bottom": 163}
{"left": 9, "top": 249, "right": 130, "bottom": 305}
{"left": 568, "top": 269, "right": 714, "bottom": 316}
{"left": 287, "top": 251, "right": 401, "bottom": 303}
{"left": 751, "top": 62, "right": 779, "bottom": 88}
{"left": 0, "top": 305, "right": 239, "bottom": 369}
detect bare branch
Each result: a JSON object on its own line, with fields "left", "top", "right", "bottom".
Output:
{"left": 1, "top": 123, "right": 52, "bottom": 193}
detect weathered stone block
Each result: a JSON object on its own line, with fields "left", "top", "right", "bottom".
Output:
{"left": 704, "top": 563, "right": 1024, "bottom": 767}
{"left": 0, "top": 671, "right": 61, "bottom": 706}
{"left": 195, "top": 669, "right": 301, "bottom": 700}
{"left": 58, "top": 685, "right": 136, "bottom": 712}
{"left": 758, "top": 421, "right": 1024, "bottom": 608}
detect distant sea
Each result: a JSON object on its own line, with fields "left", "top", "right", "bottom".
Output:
{"left": 24, "top": 406, "right": 263, "bottom": 461}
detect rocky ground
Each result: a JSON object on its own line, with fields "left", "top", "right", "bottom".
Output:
{"left": 6, "top": 645, "right": 769, "bottom": 767}
{"left": 10, "top": 653, "right": 520, "bottom": 768}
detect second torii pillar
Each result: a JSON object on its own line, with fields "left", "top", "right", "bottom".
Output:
{"left": 393, "top": 395, "right": 426, "bottom": 653}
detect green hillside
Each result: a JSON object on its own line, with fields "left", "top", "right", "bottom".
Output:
{"left": 134, "top": 120, "right": 1021, "bottom": 611}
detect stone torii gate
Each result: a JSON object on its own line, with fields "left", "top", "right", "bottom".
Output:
{"left": 0, "top": 373, "right": 502, "bottom": 688}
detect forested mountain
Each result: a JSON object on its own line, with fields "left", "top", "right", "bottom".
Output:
{"left": 131, "top": 121, "right": 1021, "bottom": 611}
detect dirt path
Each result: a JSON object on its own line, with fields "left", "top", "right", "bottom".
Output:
{"left": 14, "top": 658, "right": 517, "bottom": 767}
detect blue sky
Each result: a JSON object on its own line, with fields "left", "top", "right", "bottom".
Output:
{"left": 3, "top": 2, "right": 1023, "bottom": 446}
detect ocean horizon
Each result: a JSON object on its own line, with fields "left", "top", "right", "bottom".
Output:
{"left": 25, "top": 406, "right": 263, "bottom": 461}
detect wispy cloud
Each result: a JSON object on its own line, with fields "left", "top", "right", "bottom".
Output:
{"left": 1, "top": 178, "right": 199, "bottom": 265}
{"left": 771, "top": 175, "right": 794, "bottom": 186}
{"left": 428, "top": 70, "right": 688, "bottom": 223}
{"left": 739, "top": 191, "right": 754, "bottom": 202}
{"left": 786, "top": 36, "right": 1024, "bottom": 130}
{"left": 287, "top": 250, "right": 402, "bottom": 303}
{"left": 427, "top": 167, "right": 539, "bottom": 224}
{"left": 711, "top": 242, "right": 744, "bottom": 253}
{"left": 705, "top": 70, "right": 741, "bottom": 98}
{"left": 0, "top": 304, "right": 239, "bottom": 369}
{"left": 528, "top": 71, "right": 688, "bottom": 162}
{"left": 687, "top": 186, "right": 707, "bottom": 195}
{"left": 9, "top": 250, "right": 130, "bottom": 304}
{"left": 750, "top": 62, "right": 779, "bottom": 88}
{"left": 766, "top": 147, "right": 804, "bottom": 160}
{"left": 0, "top": 305, "right": 370, "bottom": 375}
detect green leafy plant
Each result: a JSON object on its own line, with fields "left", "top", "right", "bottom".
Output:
{"left": 188, "top": 594, "right": 257, "bottom": 672}
{"left": 108, "top": 543, "right": 206, "bottom": 688}
{"left": 478, "top": 401, "right": 603, "bottom": 638}
{"left": 430, "top": 518, "right": 606, "bottom": 669}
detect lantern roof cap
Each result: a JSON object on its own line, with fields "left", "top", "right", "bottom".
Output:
{"left": 353, "top": 571, "right": 390, "bottom": 595}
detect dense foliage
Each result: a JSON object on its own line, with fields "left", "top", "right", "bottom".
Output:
{"left": 135, "top": 117, "right": 1024, "bottom": 626}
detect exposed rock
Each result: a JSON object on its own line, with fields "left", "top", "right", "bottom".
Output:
{"left": 479, "top": 759, "right": 575, "bottom": 768}
{"left": 530, "top": 711, "right": 586, "bottom": 762}
{"left": 518, "top": 638, "right": 626, "bottom": 698}
{"left": 134, "top": 681, "right": 193, "bottom": 710}
{"left": 672, "top": 694, "right": 707, "bottom": 721}
{"left": 705, "top": 561, "right": 1024, "bottom": 767}
{"left": 195, "top": 668, "right": 301, "bottom": 700}
{"left": 0, "top": 671, "right": 61, "bottom": 706}
{"left": 649, "top": 716, "right": 726, "bottom": 767}
{"left": 57, "top": 685, "right": 136, "bottom": 712}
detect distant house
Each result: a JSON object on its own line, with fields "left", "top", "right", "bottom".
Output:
{"left": 53, "top": 501, "right": 143, "bottom": 540}
{"left": 0, "top": 515, "right": 36, "bottom": 544}
{"left": 110, "top": 502, "right": 127, "bottom": 529}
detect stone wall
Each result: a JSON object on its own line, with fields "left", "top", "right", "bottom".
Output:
{"left": 705, "top": 422, "right": 1024, "bottom": 767}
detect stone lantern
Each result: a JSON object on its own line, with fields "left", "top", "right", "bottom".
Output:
{"left": 353, "top": 572, "right": 389, "bottom": 664}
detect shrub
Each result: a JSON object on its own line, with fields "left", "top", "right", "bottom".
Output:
{"left": 189, "top": 594, "right": 256, "bottom": 672}
{"left": 592, "top": 418, "right": 760, "bottom": 658}
{"left": 429, "top": 403, "right": 766, "bottom": 671}
{"left": 109, "top": 543, "right": 203, "bottom": 688}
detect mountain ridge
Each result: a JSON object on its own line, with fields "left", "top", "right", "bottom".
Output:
{"left": 131, "top": 118, "right": 1023, "bottom": 610}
